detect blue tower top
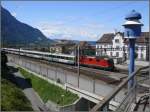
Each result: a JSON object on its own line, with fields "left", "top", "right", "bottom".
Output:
{"left": 123, "top": 10, "right": 143, "bottom": 39}
{"left": 125, "top": 10, "right": 142, "bottom": 20}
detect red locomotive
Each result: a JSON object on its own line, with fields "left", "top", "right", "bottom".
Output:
{"left": 79, "top": 56, "right": 114, "bottom": 71}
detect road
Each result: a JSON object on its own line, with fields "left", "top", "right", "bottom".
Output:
{"left": 7, "top": 62, "right": 49, "bottom": 111}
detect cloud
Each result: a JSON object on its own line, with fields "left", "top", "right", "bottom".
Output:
{"left": 36, "top": 20, "right": 109, "bottom": 41}
{"left": 11, "top": 12, "right": 17, "bottom": 17}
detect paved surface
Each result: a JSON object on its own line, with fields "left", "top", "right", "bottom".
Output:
{"left": 116, "top": 60, "right": 149, "bottom": 70}
{"left": 7, "top": 62, "right": 49, "bottom": 111}
{"left": 126, "top": 60, "right": 149, "bottom": 66}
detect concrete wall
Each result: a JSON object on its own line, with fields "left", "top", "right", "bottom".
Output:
{"left": 7, "top": 54, "right": 125, "bottom": 105}
{"left": 45, "top": 97, "right": 96, "bottom": 111}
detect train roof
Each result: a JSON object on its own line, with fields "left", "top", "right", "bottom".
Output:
{"left": 22, "top": 50, "right": 75, "bottom": 57}
{"left": 5, "top": 48, "right": 75, "bottom": 58}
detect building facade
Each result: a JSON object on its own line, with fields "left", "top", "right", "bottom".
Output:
{"left": 49, "top": 40, "right": 76, "bottom": 54}
{"left": 96, "top": 32, "right": 149, "bottom": 61}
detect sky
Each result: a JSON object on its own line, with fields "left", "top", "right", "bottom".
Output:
{"left": 2, "top": 1, "right": 149, "bottom": 41}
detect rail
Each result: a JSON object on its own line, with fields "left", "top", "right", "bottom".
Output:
{"left": 90, "top": 65, "right": 149, "bottom": 112}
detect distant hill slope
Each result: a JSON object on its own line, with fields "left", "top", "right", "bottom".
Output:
{"left": 53, "top": 39, "right": 96, "bottom": 45}
{"left": 1, "top": 7, "right": 53, "bottom": 48}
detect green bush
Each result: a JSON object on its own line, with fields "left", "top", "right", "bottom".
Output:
{"left": 1, "top": 51, "right": 8, "bottom": 67}
{"left": 1, "top": 79, "right": 33, "bottom": 111}
{"left": 1, "top": 52, "right": 33, "bottom": 111}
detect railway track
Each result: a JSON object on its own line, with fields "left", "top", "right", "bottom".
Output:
{"left": 8, "top": 53, "right": 128, "bottom": 84}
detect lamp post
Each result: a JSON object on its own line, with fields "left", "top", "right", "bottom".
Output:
{"left": 123, "top": 10, "right": 143, "bottom": 90}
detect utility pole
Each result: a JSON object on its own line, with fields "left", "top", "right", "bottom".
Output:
{"left": 77, "top": 45, "right": 80, "bottom": 88}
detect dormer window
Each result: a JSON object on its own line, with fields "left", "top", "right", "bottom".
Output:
{"left": 115, "top": 39, "right": 119, "bottom": 43}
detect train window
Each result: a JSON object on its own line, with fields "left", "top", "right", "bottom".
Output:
{"left": 108, "top": 59, "right": 114, "bottom": 64}
{"left": 60, "top": 56, "right": 64, "bottom": 59}
{"left": 68, "top": 57, "right": 73, "bottom": 60}
{"left": 62, "top": 56, "right": 65, "bottom": 59}
{"left": 54, "top": 55, "right": 57, "bottom": 58}
{"left": 53, "top": 55, "right": 57, "bottom": 58}
{"left": 64, "top": 57, "right": 68, "bottom": 60}
{"left": 57, "top": 56, "right": 60, "bottom": 58}
{"left": 89, "top": 58, "right": 92, "bottom": 61}
{"left": 50, "top": 55, "right": 53, "bottom": 58}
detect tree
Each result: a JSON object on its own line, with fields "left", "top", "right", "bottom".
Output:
{"left": 1, "top": 51, "right": 8, "bottom": 67}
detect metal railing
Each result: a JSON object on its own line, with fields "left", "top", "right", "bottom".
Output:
{"left": 90, "top": 65, "right": 149, "bottom": 112}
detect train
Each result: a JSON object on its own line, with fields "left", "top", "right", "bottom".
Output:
{"left": 2, "top": 48, "right": 115, "bottom": 71}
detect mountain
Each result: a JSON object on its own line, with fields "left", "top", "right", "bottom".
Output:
{"left": 49, "top": 33, "right": 96, "bottom": 45}
{"left": 1, "top": 7, "right": 53, "bottom": 48}
{"left": 87, "top": 41, "right": 96, "bottom": 46}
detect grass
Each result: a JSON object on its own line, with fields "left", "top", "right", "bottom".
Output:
{"left": 1, "top": 78, "right": 33, "bottom": 111}
{"left": 19, "top": 67, "right": 79, "bottom": 106}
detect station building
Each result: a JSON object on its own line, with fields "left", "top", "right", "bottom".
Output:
{"left": 96, "top": 32, "right": 149, "bottom": 61}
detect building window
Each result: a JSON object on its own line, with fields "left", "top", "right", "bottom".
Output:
{"left": 111, "top": 46, "right": 113, "bottom": 50}
{"left": 116, "top": 46, "right": 120, "bottom": 50}
{"left": 141, "top": 53, "right": 144, "bottom": 60}
{"left": 141, "top": 47, "right": 144, "bottom": 51}
{"left": 135, "top": 46, "right": 138, "bottom": 51}
{"left": 115, "top": 39, "right": 119, "bottom": 43}
{"left": 96, "top": 45, "right": 98, "bottom": 48}
{"left": 116, "top": 52, "right": 119, "bottom": 57}
{"left": 110, "top": 52, "right": 112, "bottom": 56}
